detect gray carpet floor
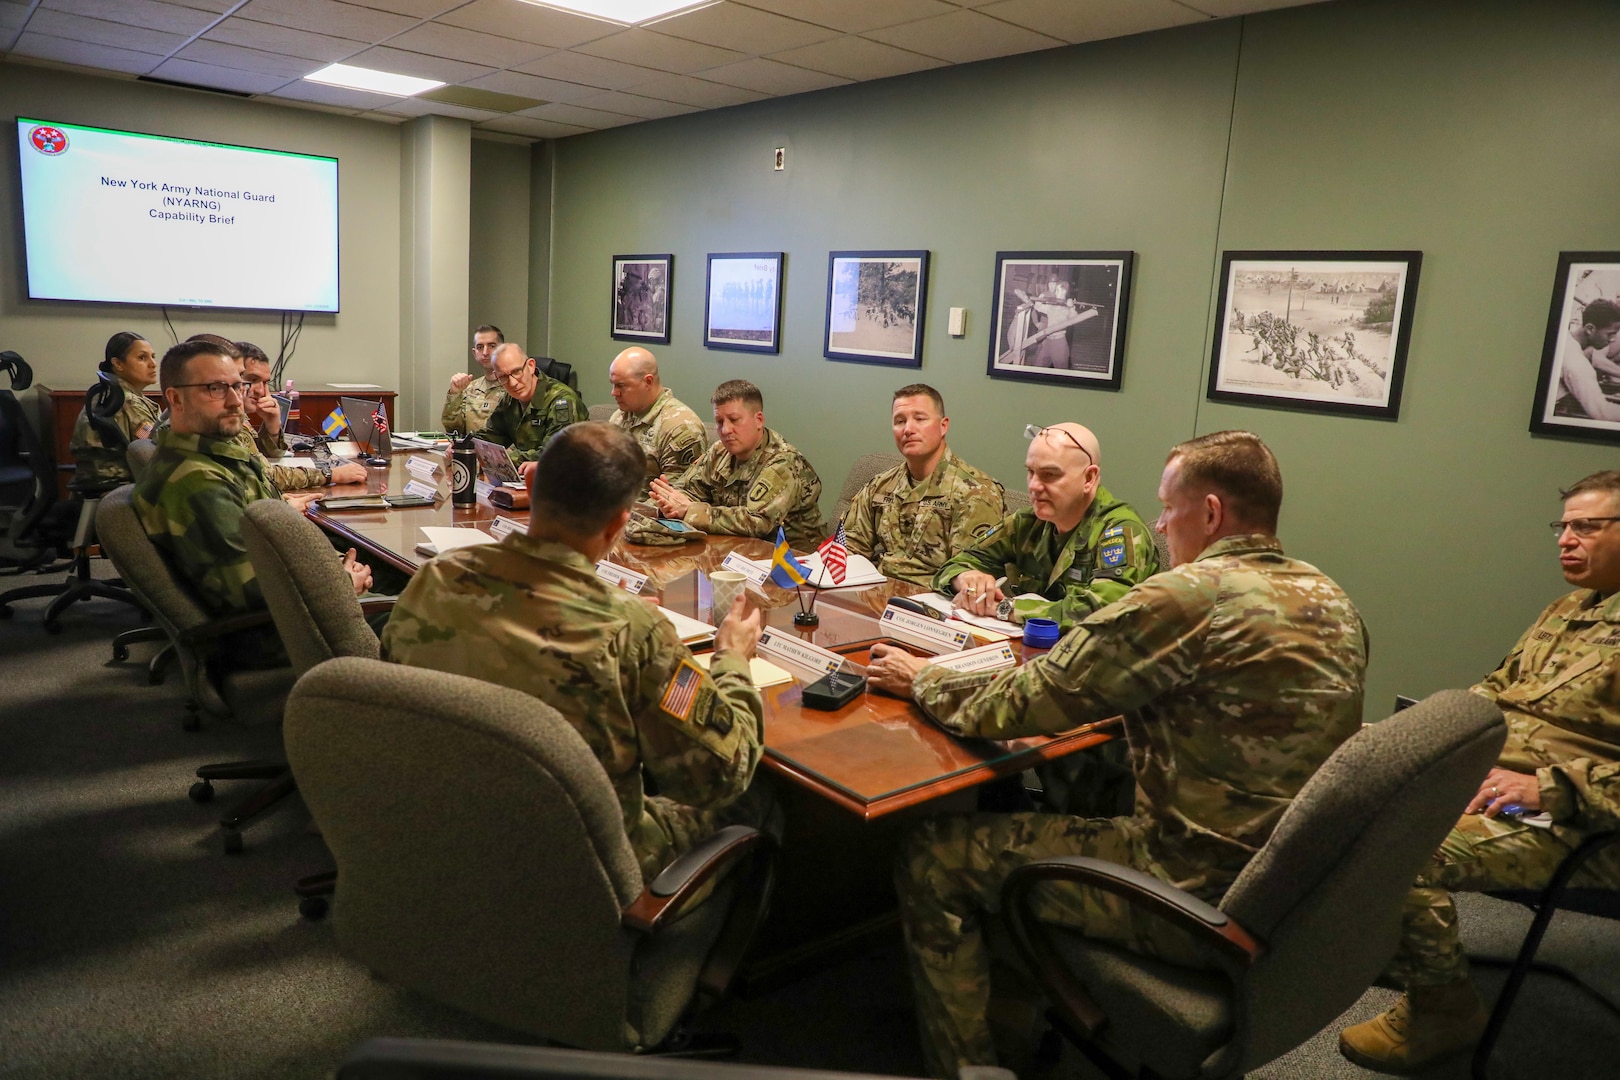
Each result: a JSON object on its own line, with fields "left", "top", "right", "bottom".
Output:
{"left": 2, "top": 562, "right": 1618, "bottom": 1078}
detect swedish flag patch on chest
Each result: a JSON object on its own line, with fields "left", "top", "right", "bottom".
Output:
{"left": 1099, "top": 539, "right": 1127, "bottom": 568}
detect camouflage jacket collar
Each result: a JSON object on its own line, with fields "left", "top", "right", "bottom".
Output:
{"left": 114, "top": 376, "right": 153, "bottom": 398}
{"left": 1570, "top": 587, "right": 1620, "bottom": 624}
{"left": 1195, "top": 533, "right": 1283, "bottom": 562}
{"left": 900, "top": 447, "right": 961, "bottom": 495}
{"left": 154, "top": 427, "right": 258, "bottom": 465}
{"left": 626, "top": 387, "right": 675, "bottom": 430}
{"left": 719, "top": 426, "right": 783, "bottom": 479}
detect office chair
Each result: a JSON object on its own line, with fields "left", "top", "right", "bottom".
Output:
{"left": 832, "top": 452, "right": 904, "bottom": 526}
{"left": 1000, "top": 689, "right": 1504, "bottom": 1080}
{"left": 1150, "top": 529, "right": 1171, "bottom": 571}
{"left": 536, "top": 356, "right": 579, "bottom": 392}
{"left": 125, "top": 437, "right": 158, "bottom": 482}
{"left": 588, "top": 403, "right": 618, "bottom": 422}
{"left": 1003, "top": 490, "right": 1032, "bottom": 515}
{"left": 0, "top": 351, "right": 62, "bottom": 575}
{"left": 285, "top": 656, "right": 777, "bottom": 1053}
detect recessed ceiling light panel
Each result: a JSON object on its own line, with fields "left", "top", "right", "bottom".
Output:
{"left": 515, "top": 1, "right": 716, "bottom": 26}
{"left": 304, "top": 63, "right": 445, "bottom": 97}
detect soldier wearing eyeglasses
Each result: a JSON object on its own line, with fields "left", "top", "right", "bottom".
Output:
{"left": 481, "top": 342, "right": 588, "bottom": 481}
{"left": 1340, "top": 469, "right": 1620, "bottom": 1073}
{"left": 933, "top": 421, "right": 1161, "bottom": 630}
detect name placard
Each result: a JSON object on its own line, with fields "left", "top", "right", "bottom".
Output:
{"left": 720, "top": 550, "right": 771, "bottom": 586}
{"left": 475, "top": 479, "right": 494, "bottom": 501}
{"left": 879, "top": 606, "right": 972, "bottom": 654}
{"left": 757, "top": 629, "right": 843, "bottom": 680}
{"left": 595, "top": 560, "right": 648, "bottom": 594}
{"left": 488, "top": 516, "right": 524, "bottom": 542}
{"left": 403, "top": 479, "right": 441, "bottom": 502}
{"left": 926, "top": 640, "right": 1018, "bottom": 674}
{"left": 405, "top": 455, "right": 441, "bottom": 480}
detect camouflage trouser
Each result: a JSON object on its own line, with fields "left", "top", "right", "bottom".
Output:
{"left": 1384, "top": 811, "right": 1620, "bottom": 987}
{"left": 895, "top": 812, "right": 1210, "bottom": 1079}
{"left": 1034, "top": 737, "right": 1135, "bottom": 818}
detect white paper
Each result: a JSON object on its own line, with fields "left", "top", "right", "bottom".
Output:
{"left": 719, "top": 550, "right": 771, "bottom": 586}
{"left": 280, "top": 455, "right": 319, "bottom": 468}
{"left": 405, "top": 456, "right": 441, "bottom": 478}
{"left": 736, "top": 550, "right": 886, "bottom": 589}
{"left": 416, "top": 526, "right": 495, "bottom": 556}
{"left": 327, "top": 382, "right": 383, "bottom": 389}
{"left": 657, "top": 606, "right": 716, "bottom": 644}
{"left": 756, "top": 628, "right": 844, "bottom": 680}
{"left": 693, "top": 653, "right": 795, "bottom": 688}
{"left": 908, "top": 591, "right": 1021, "bottom": 638}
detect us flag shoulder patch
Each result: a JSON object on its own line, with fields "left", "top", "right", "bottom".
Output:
{"left": 660, "top": 659, "right": 704, "bottom": 722}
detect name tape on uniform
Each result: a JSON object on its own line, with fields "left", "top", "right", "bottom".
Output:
{"left": 404, "top": 455, "right": 441, "bottom": 480}
{"left": 720, "top": 550, "right": 771, "bottom": 587}
{"left": 595, "top": 560, "right": 648, "bottom": 594}
{"left": 879, "top": 606, "right": 972, "bottom": 654}
{"left": 488, "top": 516, "right": 524, "bottom": 542}
{"left": 926, "top": 639, "right": 1017, "bottom": 673}
{"left": 757, "top": 629, "right": 843, "bottom": 681}
{"left": 403, "top": 479, "right": 440, "bottom": 502}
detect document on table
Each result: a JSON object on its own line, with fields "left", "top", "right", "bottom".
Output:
{"left": 907, "top": 591, "right": 1023, "bottom": 639}
{"left": 736, "top": 550, "right": 888, "bottom": 588}
{"left": 693, "top": 653, "right": 795, "bottom": 688}
{"left": 657, "top": 606, "right": 716, "bottom": 645}
{"left": 327, "top": 382, "right": 383, "bottom": 389}
{"left": 415, "top": 526, "right": 496, "bottom": 557}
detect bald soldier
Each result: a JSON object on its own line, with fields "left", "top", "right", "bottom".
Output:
{"left": 481, "top": 343, "right": 588, "bottom": 481}
{"left": 867, "top": 431, "right": 1369, "bottom": 1078}
{"left": 382, "top": 422, "right": 767, "bottom": 882}
{"left": 842, "top": 384, "right": 1005, "bottom": 586}
{"left": 934, "top": 422, "right": 1160, "bottom": 629}
{"left": 649, "top": 379, "right": 824, "bottom": 548}
{"left": 607, "top": 346, "right": 707, "bottom": 491}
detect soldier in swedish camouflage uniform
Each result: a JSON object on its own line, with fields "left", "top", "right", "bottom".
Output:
{"left": 843, "top": 384, "right": 1004, "bottom": 587}
{"left": 383, "top": 422, "right": 768, "bottom": 881}
{"left": 934, "top": 422, "right": 1159, "bottom": 630}
{"left": 482, "top": 343, "right": 588, "bottom": 476}
{"left": 1339, "top": 469, "right": 1620, "bottom": 1074}
{"left": 868, "top": 431, "right": 1368, "bottom": 1078}
{"left": 649, "top": 379, "right": 824, "bottom": 549}
{"left": 69, "top": 331, "right": 161, "bottom": 487}
{"left": 607, "top": 346, "right": 707, "bottom": 492}
{"left": 441, "top": 324, "right": 506, "bottom": 436}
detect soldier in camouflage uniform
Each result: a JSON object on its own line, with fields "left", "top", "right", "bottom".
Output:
{"left": 441, "top": 324, "right": 506, "bottom": 436}
{"left": 383, "top": 422, "right": 767, "bottom": 881}
{"left": 934, "top": 423, "right": 1159, "bottom": 630}
{"left": 1339, "top": 469, "right": 1620, "bottom": 1074}
{"left": 843, "top": 384, "right": 1004, "bottom": 586}
{"left": 69, "top": 331, "right": 161, "bottom": 487}
{"left": 867, "top": 431, "right": 1368, "bottom": 1078}
{"left": 607, "top": 346, "right": 707, "bottom": 492}
{"left": 649, "top": 379, "right": 824, "bottom": 548}
{"left": 235, "top": 343, "right": 368, "bottom": 491}
{"left": 482, "top": 343, "right": 588, "bottom": 476}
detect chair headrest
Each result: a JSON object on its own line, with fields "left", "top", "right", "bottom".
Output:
{"left": 536, "top": 357, "right": 577, "bottom": 391}
{"left": 1, "top": 351, "right": 32, "bottom": 391}
{"left": 85, "top": 376, "right": 129, "bottom": 449}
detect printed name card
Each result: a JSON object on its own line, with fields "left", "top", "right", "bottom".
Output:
{"left": 596, "top": 560, "right": 648, "bottom": 594}
{"left": 926, "top": 640, "right": 1018, "bottom": 673}
{"left": 720, "top": 550, "right": 771, "bottom": 586}
{"left": 405, "top": 455, "right": 441, "bottom": 480}
{"left": 402, "top": 479, "right": 441, "bottom": 502}
{"left": 488, "top": 516, "right": 524, "bottom": 542}
{"left": 757, "top": 629, "right": 843, "bottom": 680}
{"left": 475, "top": 479, "right": 494, "bottom": 501}
{"left": 879, "top": 605, "right": 972, "bottom": 654}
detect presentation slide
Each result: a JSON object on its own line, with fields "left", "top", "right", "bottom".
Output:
{"left": 17, "top": 119, "right": 339, "bottom": 312}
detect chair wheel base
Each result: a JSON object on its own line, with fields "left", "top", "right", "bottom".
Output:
{"left": 112, "top": 643, "right": 129, "bottom": 662}
{"left": 653, "top": 1029, "right": 739, "bottom": 1060}
{"left": 299, "top": 896, "right": 329, "bottom": 920}
{"left": 43, "top": 619, "right": 62, "bottom": 635}
{"left": 189, "top": 781, "right": 215, "bottom": 803}
{"left": 223, "top": 829, "right": 243, "bottom": 854}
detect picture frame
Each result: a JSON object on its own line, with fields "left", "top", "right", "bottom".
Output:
{"left": 986, "top": 251, "right": 1133, "bottom": 389}
{"left": 823, "top": 250, "right": 930, "bottom": 367}
{"left": 611, "top": 254, "right": 672, "bottom": 344}
{"left": 1528, "top": 252, "right": 1620, "bottom": 443}
{"left": 1207, "top": 250, "right": 1422, "bottom": 419}
{"left": 704, "top": 252, "right": 784, "bottom": 354}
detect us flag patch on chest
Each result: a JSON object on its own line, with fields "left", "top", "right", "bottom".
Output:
{"left": 660, "top": 659, "right": 703, "bottom": 721}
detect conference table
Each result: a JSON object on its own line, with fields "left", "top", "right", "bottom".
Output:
{"left": 304, "top": 448, "right": 1116, "bottom": 984}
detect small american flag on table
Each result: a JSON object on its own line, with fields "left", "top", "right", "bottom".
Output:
{"left": 817, "top": 520, "right": 848, "bottom": 585}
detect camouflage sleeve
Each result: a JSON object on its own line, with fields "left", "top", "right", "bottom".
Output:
{"left": 914, "top": 576, "right": 1208, "bottom": 739}
{"left": 168, "top": 475, "right": 265, "bottom": 616}
{"left": 948, "top": 480, "right": 1006, "bottom": 557}
{"left": 685, "top": 456, "right": 808, "bottom": 539}
{"left": 932, "top": 515, "right": 1018, "bottom": 593}
{"left": 631, "top": 622, "right": 764, "bottom": 811}
{"left": 263, "top": 460, "right": 323, "bottom": 491}
{"left": 840, "top": 477, "right": 880, "bottom": 559}
{"left": 659, "top": 422, "right": 707, "bottom": 477}
{"left": 441, "top": 389, "right": 468, "bottom": 435}
{"left": 672, "top": 455, "right": 716, "bottom": 502}
{"left": 1541, "top": 752, "right": 1620, "bottom": 829}
{"left": 254, "top": 424, "right": 285, "bottom": 459}
{"left": 1011, "top": 517, "right": 1160, "bottom": 631}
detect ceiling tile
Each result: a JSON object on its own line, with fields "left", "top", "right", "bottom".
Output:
{"left": 863, "top": 8, "right": 1064, "bottom": 64}
{"left": 567, "top": 91, "right": 700, "bottom": 120}
{"left": 343, "top": 0, "right": 457, "bottom": 15}
{"left": 435, "top": 0, "right": 618, "bottom": 49}
{"left": 10, "top": 31, "right": 166, "bottom": 75}
{"left": 976, "top": 0, "right": 1201, "bottom": 45}
{"left": 236, "top": 0, "right": 416, "bottom": 42}
{"left": 264, "top": 77, "right": 401, "bottom": 109}
{"left": 476, "top": 114, "right": 592, "bottom": 139}
{"left": 574, "top": 28, "right": 745, "bottom": 75}
{"left": 698, "top": 56, "right": 852, "bottom": 95}
{"left": 461, "top": 69, "right": 603, "bottom": 103}
{"left": 768, "top": 36, "right": 944, "bottom": 82}
{"left": 39, "top": 0, "right": 223, "bottom": 36}
{"left": 1, "top": 4, "right": 30, "bottom": 33}
{"left": 734, "top": 0, "right": 956, "bottom": 34}
{"left": 620, "top": 71, "right": 765, "bottom": 108}
{"left": 348, "top": 44, "right": 496, "bottom": 82}
{"left": 177, "top": 38, "right": 322, "bottom": 78}
{"left": 386, "top": 22, "right": 553, "bottom": 68}
{"left": 26, "top": 7, "right": 191, "bottom": 55}
{"left": 204, "top": 18, "right": 369, "bottom": 62}
{"left": 355, "top": 109, "right": 409, "bottom": 123}
{"left": 257, "top": 97, "right": 366, "bottom": 119}
{"left": 653, "top": 2, "right": 842, "bottom": 54}
{"left": 514, "top": 50, "right": 666, "bottom": 91}
{"left": 376, "top": 96, "right": 501, "bottom": 121}
{"left": 519, "top": 100, "right": 641, "bottom": 130}
{"left": 149, "top": 56, "right": 293, "bottom": 93}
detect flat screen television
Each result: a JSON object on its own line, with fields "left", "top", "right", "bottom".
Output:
{"left": 15, "top": 117, "right": 339, "bottom": 313}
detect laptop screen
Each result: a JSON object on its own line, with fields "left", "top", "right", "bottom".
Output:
{"left": 339, "top": 396, "right": 391, "bottom": 456}
{"left": 470, "top": 437, "right": 521, "bottom": 485}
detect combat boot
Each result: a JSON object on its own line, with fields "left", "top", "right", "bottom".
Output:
{"left": 1337, "top": 979, "right": 1489, "bottom": 1074}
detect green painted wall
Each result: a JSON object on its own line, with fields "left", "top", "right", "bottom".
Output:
{"left": 542, "top": 0, "right": 1620, "bottom": 720}
{"left": 468, "top": 138, "right": 531, "bottom": 359}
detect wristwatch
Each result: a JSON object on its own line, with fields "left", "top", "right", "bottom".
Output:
{"left": 996, "top": 598, "right": 1015, "bottom": 621}
{"left": 315, "top": 458, "right": 335, "bottom": 485}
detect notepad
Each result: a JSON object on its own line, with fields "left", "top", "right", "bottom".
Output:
{"left": 415, "top": 526, "right": 496, "bottom": 557}
{"left": 693, "top": 653, "right": 795, "bottom": 688}
{"left": 656, "top": 606, "right": 716, "bottom": 645}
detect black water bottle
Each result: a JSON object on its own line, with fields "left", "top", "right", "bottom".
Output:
{"left": 451, "top": 439, "right": 477, "bottom": 508}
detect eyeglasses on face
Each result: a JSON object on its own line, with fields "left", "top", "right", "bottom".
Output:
{"left": 492, "top": 362, "right": 533, "bottom": 385}
{"left": 171, "top": 381, "right": 249, "bottom": 400}
{"left": 1023, "top": 423, "right": 1095, "bottom": 467}
{"left": 1550, "top": 516, "right": 1620, "bottom": 537}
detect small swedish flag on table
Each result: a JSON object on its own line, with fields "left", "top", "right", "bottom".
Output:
{"left": 768, "top": 526, "right": 811, "bottom": 588}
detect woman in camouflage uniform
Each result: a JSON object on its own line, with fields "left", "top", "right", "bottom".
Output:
{"left": 69, "top": 331, "right": 160, "bottom": 487}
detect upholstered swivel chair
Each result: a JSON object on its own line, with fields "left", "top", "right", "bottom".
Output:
{"left": 832, "top": 452, "right": 904, "bottom": 526}
{"left": 1000, "top": 689, "right": 1505, "bottom": 1080}
{"left": 588, "top": 403, "right": 618, "bottom": 423}
{"left": 124, "top": 437, "right": 158, "bottom": 482}
{"left": 285, "top": 657, "right": 777, "bottom": 1053}
{"left": 1003, "top": 489, "right": 1032, "bottom": 515}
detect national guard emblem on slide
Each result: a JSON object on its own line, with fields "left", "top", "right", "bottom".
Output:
{"left": 29, "top": 126, "right": 69, "bottom": 155}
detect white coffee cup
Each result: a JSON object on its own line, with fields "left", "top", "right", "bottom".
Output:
{"left": 708, "top": 570, "right": 747, "bottom": 621}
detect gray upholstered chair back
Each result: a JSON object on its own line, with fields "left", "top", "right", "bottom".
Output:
{"left": 1221, "top": 689, "right": 1505, "bottom": 1071}
{"left": 1150, "top": 528, "right": 1171, "bottom": 571}
{"left": 125, "top": 438, "right": 157, "bottom": 482}
{"left": 285, "top": 658, "right": 655, "bottom": 1049}
{"left": 832, "top": 452, "right": 904, "bottom": 525}
{"left": 97, "top": 483, "right": 209, "bottom": 640}
{"left": 241, "top": 500, "right": 379, "bottom": 674}
{"left": 587, "top": 403, "right": 617, "bottom": 423}
{"left": 1003, "top": 489, "right": 1032, "bottom": 515}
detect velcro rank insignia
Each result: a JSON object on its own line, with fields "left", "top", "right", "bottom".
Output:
{"left": 1099, "top": 540, "right": 1127, "bottom": 568}
{"left": 659, "top": 659, "right": 704, "bottom": 722}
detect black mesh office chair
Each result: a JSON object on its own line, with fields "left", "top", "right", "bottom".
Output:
{"left": 537, "top": 356, "right": 579, "bottom": 392}
{"left": 0, "top": 351, "right": 63, "bottom": 576}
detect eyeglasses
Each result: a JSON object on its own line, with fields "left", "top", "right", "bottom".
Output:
{"left": 492, "top": 363, "right": 532, "bottom": 386}
{"left": 1023, "top": 423, "right": 1095, "bottom": 467}
{"left": 1549, "top": 516, "right": 1620, "bottom": 537}
{"left": 171, "top": 381, "right": 249, "bottom": 400}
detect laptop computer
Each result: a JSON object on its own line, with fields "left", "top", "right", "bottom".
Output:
{"left": 340, "top": 396, "right": 392, "bottom": 456}
{"left": 470, "top": 437, "right": 523, "bottom": 487}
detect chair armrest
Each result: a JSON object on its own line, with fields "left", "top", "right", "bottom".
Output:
{"left": 621, "top": 824, "right": 761, "bottom": 934}
{"left": 176, "top": 608, "right": 278, "bottom": 645}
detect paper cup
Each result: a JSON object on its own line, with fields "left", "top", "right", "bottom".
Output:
{"left": 708, "top": 571, "right": 747, "bottom": 621}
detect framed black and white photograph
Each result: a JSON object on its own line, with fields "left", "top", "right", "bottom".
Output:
{"left": 611, "top": 254, "right": 672, "bottom": 344}
{"left": 823, "top": 250, "right": 930, "bottom": 367}
{"left": 987, "top": 252, "right": 1133, "bottom": 389}
{"left": 704, "top": 252, "right": 783, "bottom": 354}
{"left": 1207, "top": 251, "right": 1421, "bottom": 419}
{"left": 1529, "top": 252, "right": 1620, "bottom": 443}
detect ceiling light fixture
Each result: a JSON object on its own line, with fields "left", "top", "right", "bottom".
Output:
{"left": 304, "top": 63, "right": 445, "bottom": 97}
{"left": 514, "top": 1, "right": 717, "bottom": 27}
